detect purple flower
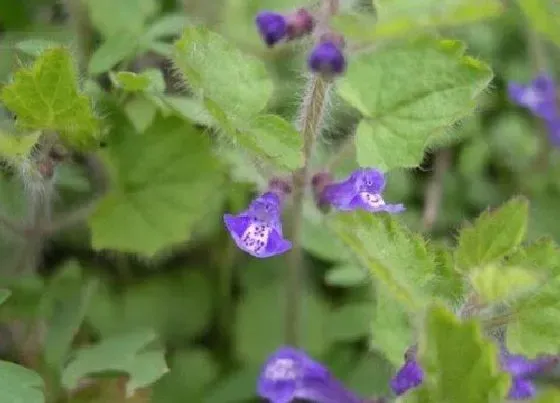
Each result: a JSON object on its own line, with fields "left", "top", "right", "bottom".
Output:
{"left": 390, "top": 358, "right": 424, "bottom": 396}
{"left": 257, "top": 346, "right": 363, "bottom": 403}
{"left": 501, "top": 353, "right": 558, "bottom": 400}
{"left": 508, "top": 73, "right": 558, "bottom": 120}
{"left": 320, "top": 168, "right": 405, "bottom": 213}
{"left": 223, "top": 192, "right": 291, "bottom": 258}
{"left": 308, "top": 39, "right": 346, "bottom": 76}
{"left": 256, "top": 11, "right": 288, "bottom": 47}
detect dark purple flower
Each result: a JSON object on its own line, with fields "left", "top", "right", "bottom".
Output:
{"left": 286, "top": 8, "right": 314, "bottom": 40}
{"left": 308, "top": 39, "right": 346, "bottom": 76}
{"left": 501, "top": 353, "right": 558, "bottom": 400}
{"left": 257, "top": 346, "right": 363, "bottom": 403}
{"left": 223, "top": 192, "right": 291, "bottom": 258}
{"left": 256, "top": 11, "right": 288, "bottom": 47}
{"left": 390, "top": 358, "right": 424, "bottom": 396}
{"left": 320, "top": 168, "right": 405, "bottom": 213}
{"left": 508, "top": 73, "right": 558, "bottom": 120}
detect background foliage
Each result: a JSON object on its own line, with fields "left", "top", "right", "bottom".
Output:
{"left": 0, "top": 0, "right": 560, "bottom": 402}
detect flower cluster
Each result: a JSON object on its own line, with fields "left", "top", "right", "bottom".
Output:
{"left": 223, "top": 169, "right": 404, "bottom": 258}
{"left": 391, "top": 346, "right": 558, "bottom": 400}
{"left": 508, "top": 72, "right": 560, "bottom": 146}
{"left": 255, "top": 8, "right": 346, "bottom": 76}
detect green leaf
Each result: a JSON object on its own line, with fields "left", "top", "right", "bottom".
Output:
{"left": 370, "top": 286, "right": 413, "bottom": 366}
{"left": 517, "top": 0, "right": 560, "bottom": 47}
{"left": 161, "top": 96, "right": 215, "bottom": 126}
{"left": 506, "top": 237, "right": 560, "bottom": 277}
{"left": 1, "top": 48, "right": 100, "bottom": 150}
{"left": 469, "top": 265, "right": 539, "bottom": 304}
{"left": 143, "top": 14, "right": 190, "bottom": 41}
{"left": 242, "top": 114, "right": 303, "bottom": 171}
{"left": 88, "top": 115, "right": 224, "bottom": 256}
{"left": 41, "top": 260, "right": 98, "bottom": 368}
{"left": 110, "top": 69, "right": 166, "bottom": 93}
{"left": 336, "top": 39, "right": 492, "bottom": 171}
{"left": 0, "top": 360, "right": 44, "bottom": 403}
{"left": 15, "top": 39, "right": 61, "bottom": 56}
{"left": 235, "top": 280, "right": 329, "bottom": 364}
{"left": 507, "top": 276, "right": 560, "bottom": 356}
{"left": 456, "top": 197, "right": 529, "bottom": 271}
{"left": 152, "top": 349, "right": 218, "bottom": 402}
{"left": 124, "top": 96, "right": 157, "bottom": 133}
{"left": 0, "top": 131, "right": 41, "bottom": 163}
{"left": 62, "top": 329, "right": 167, "bottom": 395}
{"left": 407, "top": 304, "right": 509, "bottom": 403}
{"left": 173, "top": 26, "right": 272, "bottom": 120}
{"left": 88, "top": 33, "right": 139, "bottom": 75}
{"left": 86, "top": 0, "right": 158, "bottom": 38}
{"left": 325, "top": 264, "right": 368, "bottom": 287}
{"left": 334, "top": 0, "right": 503, "bottom": 42}
{"left": 329, "top": 211, "right": 436, "bottom": 309}
{"left": 0, "top": 289, "right": 11, "bottom": 305}
{"left": 326, "top": 303, "right": 372, "bottom": 342}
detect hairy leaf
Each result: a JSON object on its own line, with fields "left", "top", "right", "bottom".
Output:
{"left": 88, "top": 115, "right": 224, "bottom": 256}
{"left": 337, "top": 39, "right": 492, "bottom": 171}
{"left": 1, "top": 48, "right": 100, "bottom": 149}
{"left": 456, "top": 197, "right": 529, "bottom": 271}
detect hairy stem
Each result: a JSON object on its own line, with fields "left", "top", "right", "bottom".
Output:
{"left": 422, "top": 149, "right": 452, "bottom": 232}
{"left": 284, "top": 0, "right": 338, "bottom": 346}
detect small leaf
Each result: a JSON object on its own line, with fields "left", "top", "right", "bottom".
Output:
{"left": 15, "top": 39, "right": 61, "bottom": 56}
{"left": 143, "top": 14, "right": 190, "bottom": 41}
{"left": 325, "top": 264, "right": 368, "bottom": 287}
{"left": 1, "top": 48, "right": 100, "bottom": 150}
{"left": 506, "top": 237, "right": 560, "bottom": 276}
{"left": 88, "top": 115, "right": 224, "bottom": 256}
{"left": 456, "top": 197, "right": 529, "bottom": 271}
{"left": 329, "top": 212, "right": 435, "bottom": 309}
{"left": 336, "top": 39, "right": 492, "bottom": 171}
{"left": 517, "top": 0, "right": 560, "bottom": 47}
{"left": 408, "top": 304, "right": 509, "bottom": 403}
{"left": 507, "top": 276, "right": 560, "bottom": 356}
{"left": 173, "top": 26, "right": 272, "bottom": 120}
{"left": 469, "top": 265, "right": 539, "bottom": 304}
{"left": 0, "top": 289, "right": 11, "bottom": 306}
{"left": 0, "top": 131, "right": 41, "bottom": 163}
{"left": 124, "top": 96, "right": 157, "bottom": 133}
{"left": 41, "top": 260, "right": 98, "bottom": 368}
{"left": 86, "top": 0, "right": 157, "bottom": 38}
{"left": 0, "top": 360, "right": 44, "bottom": 403}
{"left": 110, "top": 69, "right": 166, "bottom": 93}
{"left": 89, "top": 34, "right": 138, "bottom": 75}
{"left": 62, "top": 329, "right": 167, "bottom": 394}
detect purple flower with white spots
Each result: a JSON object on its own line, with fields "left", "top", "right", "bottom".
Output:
{"left": 308, "top": 38, "right": 346, "bottom": 76}
{"left": 223, "top": 192, "right": 291, "bottom": 258}
{"left": 501, "top": 353, "right": 558, "bottom": 400}
{"left": 508, "top": 73, "right": 558, "bottom": 120}
{"left": 256, "top": 11, "right": 288, "bottom": 47}
{"left": 257, "top": 346, "right": 363, "bottom": 403}
{"left": 320, "top": 168, "right": 405, "bottom": 213}
{"left": 390, "top": 357, "right": 424, "bottom": 396}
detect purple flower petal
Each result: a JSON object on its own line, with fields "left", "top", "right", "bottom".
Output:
{"left": 258, "top": 347, "right": 362, "bottom": 403}
{"left": 390, "top": 359, "right": 424, "bottom": 396}
{"left": 546, "top": 117, "right": 560, "bottom": 147}
{"left": 320, "top": 168, "right": 404, "bottom": 214}
{"left": 308, "top": 40, "right": 346, "bottom": 76}
{"left": 508, "top": 72, "right": 558, "bottom": 120}
{"left": 508, "top": 377, "right": 536, "bottom": 400}
{"left": 256, "top": 11, "right": 288, "bottom": 47}
{"left": 223, "top": 192, "right": 291, "bottom": 258}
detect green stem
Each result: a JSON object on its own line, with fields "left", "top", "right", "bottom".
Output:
{"left": 63, "top": 0, "right": 95, "bottom": 73}
{"left": 284, "top": 0, "right": 338, "bottom": 345}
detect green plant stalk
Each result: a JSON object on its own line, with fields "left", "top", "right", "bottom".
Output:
{"left": 284, "top": 0, "right": 339, "bottom": 345}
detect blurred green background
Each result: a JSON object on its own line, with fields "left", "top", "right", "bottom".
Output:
{"left": 0, "top": 0, "right": 559, "bottom": 402}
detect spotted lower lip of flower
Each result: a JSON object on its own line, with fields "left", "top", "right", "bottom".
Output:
{"left": 258, "top": 346, "right": 363, "bottom": 403}
{"left": 255, "top": 11, "right": 288, "bottom": 47}
{"left": 390, "top": 358, "right": 424, "bottom": 396}
{"left": 223, "top": 192, "right": 292, "bottom": 258}
{"left": 308, "top": 39, "right": 346, "bottom": 76}
{"left": 320, "top": 168, "right": 405, "bottom": 214}
{"left": 507, "top": 72, "right": 558, "bottom": 120}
